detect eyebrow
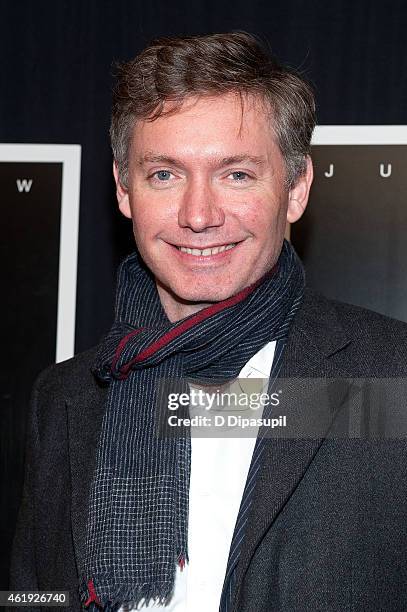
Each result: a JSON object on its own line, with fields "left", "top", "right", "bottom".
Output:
{"left": 137, "top": 152, "right": 267, "bottom": 168}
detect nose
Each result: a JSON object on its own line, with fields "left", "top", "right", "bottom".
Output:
{"left": 177, "top": 178, "right": 225, "bottom": 231}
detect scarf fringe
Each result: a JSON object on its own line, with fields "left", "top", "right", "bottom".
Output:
{"left": 81, "top": 578, "right": 175, "bottom": 610}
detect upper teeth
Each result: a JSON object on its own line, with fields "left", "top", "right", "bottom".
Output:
{"left": 178, "top": 243, "right": 236, "bottom": 256}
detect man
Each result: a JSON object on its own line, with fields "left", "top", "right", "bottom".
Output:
{"left": 10, "top": 32, "right": 407, "bottom": 611}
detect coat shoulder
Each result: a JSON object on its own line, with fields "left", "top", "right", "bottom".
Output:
{"left": 33, "top": 344, "right": 103, "bottom": 402}
{"left": 306, "top": 287, "right": 407, "bottom": 338}
{"left": 300, "top": 287, "right": 407, "bottom": 374}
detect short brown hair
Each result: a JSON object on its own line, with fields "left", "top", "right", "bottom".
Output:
{"left": 110, "top": 32, "right": 316, "bottom": 188}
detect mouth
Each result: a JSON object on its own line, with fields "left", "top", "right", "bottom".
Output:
{"left": 175, "top": 243, "right": 237, "bottom": 257}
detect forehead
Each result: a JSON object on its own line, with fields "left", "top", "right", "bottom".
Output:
{"left": 130, "top": 93, "right": 280, "bottom": 163}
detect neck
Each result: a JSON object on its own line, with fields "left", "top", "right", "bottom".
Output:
{"left": 156, "top": 280, "right": 214, "bottom": 322}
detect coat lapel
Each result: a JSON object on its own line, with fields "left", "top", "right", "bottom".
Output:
{"left": 66, "top": 379, "right": 107, "bottom": 576}
{"left": 230, "top": 289, "right": 355, "bottom": 610}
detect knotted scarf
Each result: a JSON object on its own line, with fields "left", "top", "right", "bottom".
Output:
{"left": 79, "top": 239, "right": 305, "bottom": 610}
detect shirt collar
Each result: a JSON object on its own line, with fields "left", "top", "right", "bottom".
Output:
{"left": 238, "top": 340, "right": 276, "bottom": 379}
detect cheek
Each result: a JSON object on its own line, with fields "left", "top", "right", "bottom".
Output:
{"left": 237, "top": 196, "right": 283, "bottom": 232}
{"left": 129, "top": 196, "right": 171, "bottom": 238}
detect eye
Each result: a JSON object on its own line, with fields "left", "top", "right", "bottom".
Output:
{"left": 153, "top": 170, "right": 173, "bottom": 181}
{"left": 228, "top": 171, "right": 251, "bottom": 181}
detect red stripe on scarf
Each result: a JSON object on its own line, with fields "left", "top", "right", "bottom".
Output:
{"left": 111, "top": 327, "right": 145, "bottom": 376}
{"left": 84, "top": 578, "right": 102, "bottom": 608}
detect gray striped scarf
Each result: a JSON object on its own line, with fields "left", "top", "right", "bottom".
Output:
{"left": 79, "top": 239, "right": 305, "bottom": 610}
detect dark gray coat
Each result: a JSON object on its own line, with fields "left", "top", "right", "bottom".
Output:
{"left": 10, "top": 288, "right": 407, "bottom": 611}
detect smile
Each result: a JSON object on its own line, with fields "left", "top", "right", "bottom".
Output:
{"left": 176, "top": 243, "right": 236, "bottom": 256}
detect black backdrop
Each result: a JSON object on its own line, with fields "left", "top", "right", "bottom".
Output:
{"left": 1, "top": 0, "right": 407, "bottom": 588}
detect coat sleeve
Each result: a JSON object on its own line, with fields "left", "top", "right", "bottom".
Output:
{"left": 9, "top": 370, "right": 45, "bottom": 590}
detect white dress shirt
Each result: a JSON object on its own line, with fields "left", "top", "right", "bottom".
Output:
{"left": 122, "top": 341, "right": 276, "bottom": 611}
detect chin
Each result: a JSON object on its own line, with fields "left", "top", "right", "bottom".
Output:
{"left": 171, "top": 284, "right": 237, "bottom": 304}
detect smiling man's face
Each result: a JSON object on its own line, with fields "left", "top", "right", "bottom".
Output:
{"left": 115, "top": 92, "right": 313, "bottom": 322}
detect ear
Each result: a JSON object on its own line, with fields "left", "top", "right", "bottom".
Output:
{"left": 286, "top": 156, "right": 313, "bottom": 224}
{"left": 113, "top": 161, "right": 132, "bottom": 219}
